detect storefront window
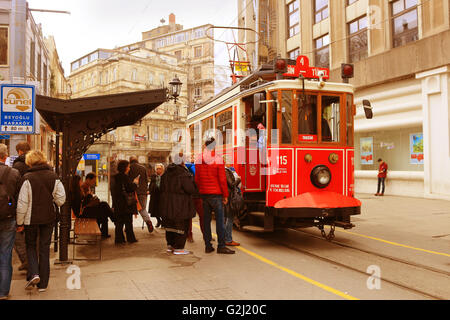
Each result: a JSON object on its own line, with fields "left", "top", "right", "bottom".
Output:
{"left": 355, "top": 127, "right": 424, "bottom": 171}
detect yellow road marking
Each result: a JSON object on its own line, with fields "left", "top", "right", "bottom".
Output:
{"left": 193, "top": 223, "right": 359, "bottom": 300}
{"left": 339, "top": 230, "right": 450, "bottom": 258}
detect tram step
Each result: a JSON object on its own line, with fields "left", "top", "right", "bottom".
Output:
{"left": 248, "top": 211, "right": 265, "bottom": 218}
{"left": 334, "top": 221, "right": 355, "bottom": 229}
{"left": 241, "top": 225, "right": 266, "bottom": 233}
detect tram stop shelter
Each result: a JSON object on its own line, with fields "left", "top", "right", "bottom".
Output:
{"left": 36, "top": 88, "right": 167, "bottom": 263}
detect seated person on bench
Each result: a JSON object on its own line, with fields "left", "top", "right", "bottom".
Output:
{"left": 70, "top": 174, "right": 114, "bottom": 239}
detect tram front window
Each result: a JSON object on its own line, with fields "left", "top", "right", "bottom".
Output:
{"left": 298, "top": 95, "right": 318, "bottom": 142}
{"left": 321, "top": 96, "right": 340, "bottom": 143}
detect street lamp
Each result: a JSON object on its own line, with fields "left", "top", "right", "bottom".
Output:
{"left": 168, "top": 75, "right": 182, "bottom": 104}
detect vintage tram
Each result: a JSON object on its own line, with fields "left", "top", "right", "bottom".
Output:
{"left": 185, "top": 56, "right": 372, "bottom": 240}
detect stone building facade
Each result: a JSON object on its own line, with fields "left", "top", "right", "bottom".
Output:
{"left": 238, "top": 0, "right": 450, "bottom": 200}
{"left": 0, "top": 0, "right": 55, "bottom": 163}
{"left": 68, "top": 47, "right": 188, "bottom": 169}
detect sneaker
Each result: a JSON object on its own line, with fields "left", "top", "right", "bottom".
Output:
{"left": 167, "top": 245, "right": 174, "bottom": 252}
{"left": 38, "top": 288, "right": 47, "bottom": 293}
{"left": 205, "top": 246, "right": 215, "bottom": 253}
{"left": 217, "top": 247, "right": 235, "bottom": 254}
{"left": 25, "top": 275, "right": 40, "bottom": 290}
{"left": 146, "top": 221, "right": 154, "bottom": 233}
{"left": 173, "top": 249, "right": 190, "bottom": 255}
{"left": 225, "top": 241, "right": 240, "bottom": 246}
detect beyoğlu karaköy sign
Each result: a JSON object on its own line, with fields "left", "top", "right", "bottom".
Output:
{"left": 0, "top": 84, "right": 35, "bottom": 134}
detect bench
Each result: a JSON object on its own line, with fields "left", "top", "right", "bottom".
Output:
{"left": 73, "top": 218, "right": 102, "bottom": 261}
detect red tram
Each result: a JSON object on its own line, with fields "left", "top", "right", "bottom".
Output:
{"left": 185, "top": 56, "right": 372, "bottom": 240}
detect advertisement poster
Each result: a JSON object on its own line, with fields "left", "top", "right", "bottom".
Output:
{"left": 410, "top": 133, "right": 424, "bottom": 164}
{"left": 360, "top": 137, "right": 373, "bottom": 165}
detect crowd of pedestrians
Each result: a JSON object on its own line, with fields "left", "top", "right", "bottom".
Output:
{"left": 0, "top": 138, "right": 244, "bottom": 299}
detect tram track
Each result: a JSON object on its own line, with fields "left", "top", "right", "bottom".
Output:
{"left": 294, "top": 229, "right": 450, "bottom": 277}
{"left": 254, "top": 228, "right": 450, "bottom": 300}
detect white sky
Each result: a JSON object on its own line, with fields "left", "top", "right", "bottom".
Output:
{"left": 27, "top": 0, "right": 239, "bottom": 81}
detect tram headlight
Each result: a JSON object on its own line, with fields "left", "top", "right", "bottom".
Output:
{"left": 311, "top": 165, "right": 332, "bottom": 189}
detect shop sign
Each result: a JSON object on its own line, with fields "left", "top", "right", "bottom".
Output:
{"left": 0, "top": 84, "right": 36, "bottom": 134}
{"left": 360, "top": 137, "right": 373, "bottom": 165}
{"left": 410, "top": 133, "right": 424, "bottom": 164}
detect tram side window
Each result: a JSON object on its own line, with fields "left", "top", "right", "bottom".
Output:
{"left": 216, "top": 109, "right": 232, "bottom": 146}
{"left": 202, "top": 117, "right": 214, "bottom": 141}
{"left": 346, "top": 94, "right": 354, "bottom": 146}
{"left": 270, "top": 91, "right": 278, "bottom": 144}
{"left": 297, "top": 95, "right": 318, "bottom": 141}
{"left": 281, "top": 91, "right": 293, "bottom": 144}
{"left": 321, "top": 96, "right": 340, "bottom": 143}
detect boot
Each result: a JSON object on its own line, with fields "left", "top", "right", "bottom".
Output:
{"left": 146, "top": 221, "right": 154, "bottom": 233}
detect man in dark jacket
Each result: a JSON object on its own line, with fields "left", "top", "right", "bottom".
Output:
{"left": 195, "top": 138, "right": 234, "bottom": 254}
{"left": 12, "top": 141, "right": 30, "bottom": 272}
{"left": 0, "top": 144, "right": 20, "bottom": 300}
{"left": 159, "top": 162, "right": 198, "bottom": 255}
{"left": 128, "top": 157, "right": 153, "bottom": 233}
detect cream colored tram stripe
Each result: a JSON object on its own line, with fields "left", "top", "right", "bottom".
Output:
{"left": 193, "top": 223, "right": 358, "bottom": 300}
{"left": 339, "top": 230, "right": 450, "bottom": 258}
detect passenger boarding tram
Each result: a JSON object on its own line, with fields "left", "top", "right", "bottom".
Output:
{"left": 186, "top": 56, "right": 372, "bottom": 240}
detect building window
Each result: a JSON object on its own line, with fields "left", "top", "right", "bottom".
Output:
{"left": 159, "top": 74, "right": 165, "bottom": 87}
{"left": 348, "top": 16, "right": 368, "bottom": 62}
{"left": 194, "top": 46, "right": 202, "bottom": 58}
{"left": 391, "top": 0, "right": 418, "bottom": 48}
{"left": 30, "top": 40, "right": 35, "bottom": 77}
{"left": 43, "top": 63, "right": 47, "bottom": 95}
{"left": 347, "top": 0, "right": 358, "bottom": 5}
{"left": 314, "top": 0, "right": 329, "bottom": 24}
{"left": 314, "top": 34, "right": 330, "bottom": 69}
{"left": 164, "top": 127, "right": 169, "bottom": 142}
{"left": 287, "top": 0, "right": 300, "bottom": 38}
{"left": 174, "top": 50, "right": 182, "bottom": 60}
{"left": 148, "top": 73, "right": 153, "bottom": 84}
{"left": 194, "top": 66, "right": 201, "bottom": 80}
{"left": 289, "top": 48, "right": 300, "bottom": 60}
{"left": 37, "top": 52, "right": 41, "bottom": 81}
{"left": 91, "top": 73, "right": 95, "bottom": 86}
{"left": 153, "top": 126, "right": 159, "bottom": 141}
{"left": 194, "top": 86, "right": 202, "bottom": 99}
{"left": 99, "top": 71, "right": 103, "bottom": 85}
{"left": 113, "top": 68, "right": 117, "bottom": 81}
{"left": 0, "top": 27, "right": 8, "bottom": 65}
{"left": 131, "top": 69, "right": 137, "bottom": 82}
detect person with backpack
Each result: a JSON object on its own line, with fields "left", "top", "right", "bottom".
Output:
{"left": 12, "top": 142, "right": 31, "bottom": 272}
{"left": 16, "top": 150, "right": 66, "bottom": 292}
{"left": 224, "top": 165, "right": 242, "bottom": 247}
{"left": 0, "top": 144, "right": 21, "bottom": 300}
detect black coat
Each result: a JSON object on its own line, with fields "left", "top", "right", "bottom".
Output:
{"left": 148, "top": 173, "right": 162, "bottom": 218}
{"left": 13, "top": 154, "right": 29, "bottom": 177}
{"left": 128, "top": 161, "right": 148, "bottom": 195}
{"left": 159, "top": 164, "right": 198, "bottom": 221}
{"left": 111, "top": 172, "right": 137, "bottom": 216}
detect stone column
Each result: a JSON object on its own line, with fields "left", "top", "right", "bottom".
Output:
{"left": 416, "top": 66, "right": 450, "bottom": 200}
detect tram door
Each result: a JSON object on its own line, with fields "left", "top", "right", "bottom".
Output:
{"left": 242, "top": 94, "right": 266, "bottom": 193}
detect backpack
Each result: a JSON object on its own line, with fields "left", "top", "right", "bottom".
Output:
{"left": 0, "top": 166, "right": 16, "bottom": 220}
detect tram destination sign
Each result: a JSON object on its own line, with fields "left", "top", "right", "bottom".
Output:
{"left": 0, "top": 84, "right": 36, "bottom": 134}
{"left": 283, "top": 55, "right": 330, "bottom": 80}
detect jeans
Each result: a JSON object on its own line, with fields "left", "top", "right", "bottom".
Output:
{"left": 224, "top": 209, "right": 234, "bottom": 243}
{"left": 25, "top": 223, "right": 54, "bottom": 290}
{"left": 0, "top": 218, "right": 16, "bottom": 297}
{"left": 14, "top": 229, "right": 27, "bottom": 265}
{"left": 193, "top": 198, "right": 204, "bottom": 235}
{"left": 137, "top": 194, "right": 151, "bottom": 224}
{"left": 377, "top": 177, "right": 386, "bottom": 194}
{"left": 202, "top": 196, "right": 226, "bottom": 249}
{"left": 115, "top": 214, "right": 136, "bottom": 243}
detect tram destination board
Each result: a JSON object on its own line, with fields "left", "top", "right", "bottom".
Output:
{"left": 0, "top": 84, "right": 36, "bottom": 134}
